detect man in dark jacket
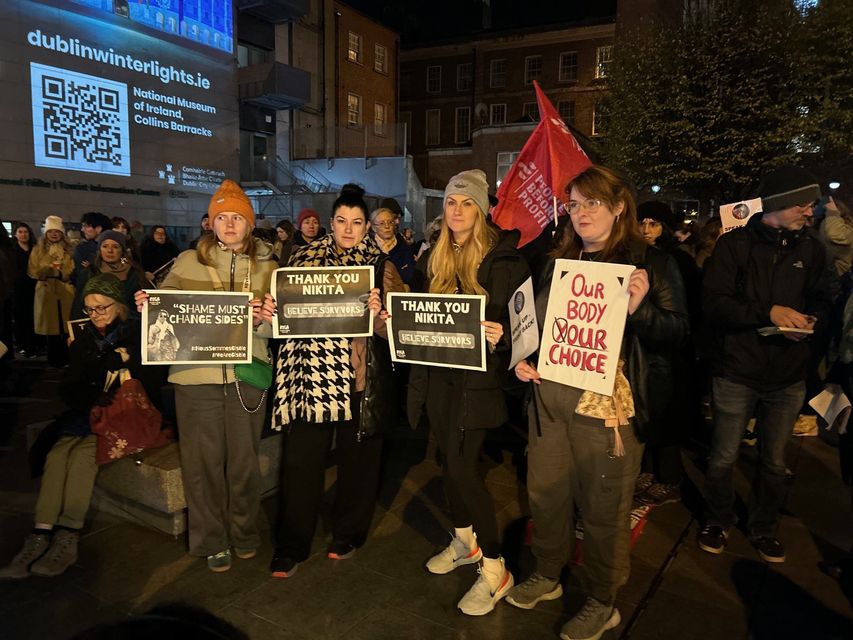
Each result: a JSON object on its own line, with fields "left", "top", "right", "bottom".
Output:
{"left": 72, "top": 212, "right": 112, "bottom": 285}
{"left": 699, "top": 165, "right": 832, "bottom": 563}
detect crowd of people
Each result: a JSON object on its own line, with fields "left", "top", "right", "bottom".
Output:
{"left": 0, "top": 164, "right": 851, "bottom": 640}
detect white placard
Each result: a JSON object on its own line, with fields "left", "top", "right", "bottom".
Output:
{"left": 720, "top": 198, "right": 762, "bottom": 233}
{"left": 537, "top": 259, "right": 634, "bottom": 395}
{"left": 508, "top": 276, "right": 539, "bottom": 369}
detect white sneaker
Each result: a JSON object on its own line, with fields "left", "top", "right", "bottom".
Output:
{"left": 426, "top": 534, "right": 482, "bottom": 575}
{"left": 458, "top": 557, "right": 514, "bottom": 616}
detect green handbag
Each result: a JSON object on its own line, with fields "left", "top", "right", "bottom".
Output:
{"left": 234, "top": 357, "right": 273, "bottom": 413}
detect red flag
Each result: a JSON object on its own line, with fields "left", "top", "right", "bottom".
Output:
{"left": 491, "top": 81, "right": 592, "bottom": 247}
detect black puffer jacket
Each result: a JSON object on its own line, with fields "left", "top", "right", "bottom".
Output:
{"left": 703, "top": 213, "right": 832, "bottom": 391}
{"left": 407, "top": 230, "right": 532, "bottom": 430}
{"left": 535, "top": 239, "right": 689, "bottom": 436}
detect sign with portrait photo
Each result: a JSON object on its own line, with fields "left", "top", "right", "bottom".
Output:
{"left": 508, "top": 276, "right": 539, "bottom": 369}
{"left": 537, "top": 259, "right": 635, "bottom": 396}
{"left": 141, "top": 290, "right": 252, "bottom": 365}
{"left": 387, "top": 292, "right": 486, "bottom": 371}
{"left": 720, "top": 198, "right": 762, "bottom": 233}
{"left": 271, "top": 266, "right": 374, "bottom": 339}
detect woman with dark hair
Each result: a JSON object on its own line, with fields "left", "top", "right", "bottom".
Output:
{"left": 110, "top": 216, "right": 140, "bottom": 264}
{"left": 0, "top": 274, "right": 153, "bottom": 579}
{"left": 140, "top": 225, "right": 180, "bottom": 285}
{"left": 135, "top": 180, "right": 276, "bottom": 573}
{"left": 274, "top": 219, "right": 295, "bottom": 267}
{"left": 407, "top": 170, "right": 530, "bottom": 616}
{"left": 292, "top": 208, "right": 323, "bottom": 247}
{"left": 506, "top": 165, "right": 688, "bottom": 640}
{"left": 28, "top": 216, "right": 75, "bottom": 367}
{"left": 72, "top": 231, "right": 147, "bottom": 320}
{"left": 12, "top": 222, "right": 39, "bottom": 356}
{"left": 267, "top": 184, "right": 404, "bottom": 578}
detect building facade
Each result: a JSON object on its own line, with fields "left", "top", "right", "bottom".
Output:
{"left": 400, "top": 19, "right": 615, "bottom": 191}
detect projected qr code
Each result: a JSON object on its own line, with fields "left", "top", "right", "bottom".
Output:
{"left": 30, "top": 63, "right": 130, "bottom": 176}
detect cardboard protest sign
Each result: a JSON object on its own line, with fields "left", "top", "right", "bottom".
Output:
{"left": 142, "top": 290, "right": 252, "bottom": 365}
{"left": 720, "top": 198, "right": 762, "bottom": 233}
{"left": 387, "top": 292, "right": 486, "bottom": 371}
{"left": 537, "top": 259, "right": 634, "bottom": 395}
{"left": 272, "top": 266, "right": 374, "bottom": 339}
{"left": 508, "top": 276, "right": 539, "bottom": 369}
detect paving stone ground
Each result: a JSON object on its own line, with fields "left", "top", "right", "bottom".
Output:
{"left": 1, "top": 358, "right": 852, "bottom": 639}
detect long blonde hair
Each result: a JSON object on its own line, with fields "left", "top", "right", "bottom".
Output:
{"left": 427, "top": 205, "right": 498, "bottom": 295}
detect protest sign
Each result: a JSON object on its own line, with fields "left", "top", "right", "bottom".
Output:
{"left": 387, "top": 292, "right": 486, "bottom": 371}
{"left": 67, "top": 318, "right": 89, "bottom": 342}
{"left": 142, "top": 290, "right": 252, "bottom": 365}
{"left": 508, "top": 276, "right": 539, "bottom": 369}
{"left": 537, "top": 259, "right": 634, "bottom": 395}
{"left": 272, "top": 266, "right": 374, "bottom": 339}
{"left": 720, "top": 198, "right": 762, "bottom": 233}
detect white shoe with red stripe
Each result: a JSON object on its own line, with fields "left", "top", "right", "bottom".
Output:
{"left": 426, "top": 534, "right": 483, "bottom": 575}
{"left": 458, "top": 556, "right": 514, "bottom": 616}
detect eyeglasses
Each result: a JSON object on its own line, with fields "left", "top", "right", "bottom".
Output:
{"left": 83, "top": 303, "right": 114, "bottom": 316}
{"left": 566, "top": 198, "right": 603, "bottom": 214}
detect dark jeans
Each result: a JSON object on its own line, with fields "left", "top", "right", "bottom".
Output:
{"left": 274, "top": 406, "right": 384, "bottom": 560}
{"left": 704, "top": 377, "right": 804, "bottom": 538}
{"left": 527, "top": 380, "right": 643, "bottom": 604}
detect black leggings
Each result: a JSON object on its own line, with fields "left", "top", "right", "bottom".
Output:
{"left": 426, "top": 371, "right": 501, "bottom": 557}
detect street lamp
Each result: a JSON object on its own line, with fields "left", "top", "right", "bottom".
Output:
{"left": 829, "top": 181, "right": 841, "bottom": 190}
{"left": 651, "top": 184, "right": 661, "bottom": 194}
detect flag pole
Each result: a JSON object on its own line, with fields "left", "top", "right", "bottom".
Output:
{"left": 553, "top": 195, "right": 558, "bottom": 228}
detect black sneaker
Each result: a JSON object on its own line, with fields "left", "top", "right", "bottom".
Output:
{"left": 270, "top": 554, "right": 299, "bottom": 578}
{"left": 751, "top": 536, "right": 785, "bottom": 563}
{"left": 327, "top": 540, "right": 356, "bottom": 560}
{"left": 697, "top": 525, "right": 727, "bottom": 554}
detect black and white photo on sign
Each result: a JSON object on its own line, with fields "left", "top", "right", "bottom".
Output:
{"left": 141, "top": 290, "right": 252, "bottom": 365}
{"left": 719, "top": 197, "right": 762, "bottom": 233}
{"left": 508, "top": 276, "right": 539, "bottom": 369}
{"left": 538, "top": 259, "right": 634, "bottom": 396}
{"left": 271, "top": 266, "right": 374, "bottom": 339}
{"left": 386, "top": 292, "right": 486, "bottom": 371}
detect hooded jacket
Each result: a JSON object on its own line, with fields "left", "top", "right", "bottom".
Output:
{"left": 160, "top": 238, "right": 275, "bottom": 386}
{"left": 703, "top": 213, "right": 832, "bottom": 391}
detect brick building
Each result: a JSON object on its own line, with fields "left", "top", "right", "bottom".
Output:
{"left": 400, "top": 18, "right": 615, "bottom": 191}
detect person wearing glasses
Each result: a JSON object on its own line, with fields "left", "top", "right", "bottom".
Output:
{"left": 698, "top": 166, "right": 832, "bottom": 564}
{"left": 407, "top": 170, "right": 531, "bottom": 616}
{"left": 507, "top": 165, "right": 688, "bottom": 640}
{"left": 135, "top": 179, "right": 276, "bottom": 573}
{"left": 371, "top": 198, "right": 416, "bottom": 286}
{"left": 0, "top": 273, "right": 156, "bottom": 580}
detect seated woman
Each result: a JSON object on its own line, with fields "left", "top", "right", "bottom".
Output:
{"left": 0, "top": 273, "right": 157, "bottom": 579}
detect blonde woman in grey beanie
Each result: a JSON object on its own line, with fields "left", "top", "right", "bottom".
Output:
{"left": 408, "top": 169, "right": 531, "bottom": 616}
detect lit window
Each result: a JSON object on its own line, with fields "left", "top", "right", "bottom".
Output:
{"left": 496, "top": 151, "right": 520, "bottom": 186}
{"left": 375, "top": 44, "right": 388, "bottom": 73}
{"left": 426, "top": 109, "right": 440, "bottom": 145}
{"left": 558, "top": 100, "right": 575, "bottom": 125}
{"left": 592, "top": 101, "right": 608, "bottom": 136}
{"left": 525, "top": 56, "right": 542, "bottom": 85}
{"left": 348, "top": 31, "right": 363, "bottom": 64}
{"left": 347, "top": 93, "right": 362, "bottom": 126}
{"left": 426, "top": 66, "right": 442, "bottom": 93}
{"left": 374, "top": 103, "right": 387, "bottom": 135}
{"left": 595, "top": 46, "right": 613, "bottom": 79}
{"left": 490, "top": 104, "right": 506, "bottom": 125}
{"left": 455, "top": 107, "right": 471, "bottom": 143}
{"left": 490, "top": 59, "right": 506, "bottom": 88}
{"left": 559, "top": 52, "right": 578, "bottom": 82}
{"left": 457, "top": 63, "right": 473, "bottom": 91}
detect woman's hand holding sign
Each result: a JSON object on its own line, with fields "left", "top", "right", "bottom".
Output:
{"left": 259, "top": 293, "right": 277, "bottom": 325}
{"left": 134, "top": 289, "right": 149, "bottom": 313}
{"left": 627, "top": 268, "right": 650, "bottom": 315}
{"left": 514, "top": 359, "right": 541, "bottom": 385}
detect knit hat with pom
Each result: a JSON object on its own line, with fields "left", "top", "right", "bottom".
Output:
{"left": 208, "top": 179, "right": 255, "bottom": 225}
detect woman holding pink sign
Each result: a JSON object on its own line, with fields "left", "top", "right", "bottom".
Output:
{"left": 508, "top": 165, "right": 688, "bottom": 640}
